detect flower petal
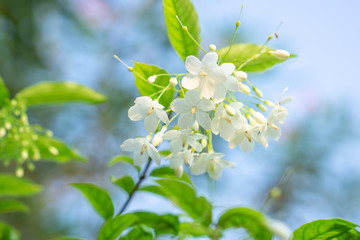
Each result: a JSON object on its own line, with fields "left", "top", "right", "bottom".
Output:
{"left": 144, "top": 112, "right": 158, "bottom": 132}
{"left": 178, "top": 112, "right": 196, "bottom": 129}
{"left": 219, "top": 63, "right": 235, "bottom": 75}
{"left": 182, "top": 74, "right": 200, "bottom": 90}
{"left": 225, "top": 76, "right": 240, "bottom": 92}
{"left": 199, "top": 79, "right": 214, "bottom": 99}
{"left": 163, "top": 130, "right": 180, "bottom": 140}
{"left": 133, "top": 150, "right": 149, "bottom": 166}
{"left": 197, "top": 99, "right": 215, "bottom": 112}
{"left": 128, "top": 105, "right": 147, "bottom": 121}
{"left": 120, "top": 138, "right": 142, "bottom": 152}
{"left": 190, "top": 156, "right": 209, "bottom": 175}
{"left": 171, "top": 98, "right": 191, "bottom": 113}
{"left": 240, "top": 138, "right": 255, "bottom": 152}
{"left": 155, "top": 108, "right": 169, "bottom": 125}
{"left": 201, "top": 52, "right": 218, "bottom": 69}
{"left": 147, "top": 144, "right": 161, "bottom": 165}
{"left": 196, "top": 111, "right": 211, "bottom": 129}
{"left": 185, "top": 90, "right": 201, "bottom": 106}
{"left": 185, "top": 56, "right": 201, "bottom": 74}
{"left": 212, "top": 84, "right": 227, "bottom": 103}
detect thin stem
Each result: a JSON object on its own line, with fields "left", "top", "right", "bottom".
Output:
{"left": 117, "top": 158, "right": 152, "bottom": 215}
{"left": 157, "top": 84, "right": 171, "bottom": 100}
{"left": 176, "top": 15, "right": 207, "bottom": 53}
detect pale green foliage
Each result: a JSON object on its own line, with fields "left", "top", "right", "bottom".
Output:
{"left": 0, "top": 200, "right": 29, "bottom": 214}
{"left": 111, "top": 176, "right": 135, "bottom": 195}
{"left": 0, "top": 174, "right": 41, "bottom": 197}
{"left": 0, "top": 222, "right": 20, "bottom": 240}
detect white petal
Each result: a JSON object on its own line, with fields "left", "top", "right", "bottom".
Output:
{"left": 240, "top": 139, "right": 255, "bottom": 152}
{"left": 147, "top": 144, "right": 161, "bottom": 165}
{"left": 128, "top": 105, "right": 147, "bottom": 121}
{"left": 171, "top": 98, "right": 191, "bottom": 113}
{"left": 155, "top": 108, "right": 169, "bottom": 125}
{"left": 190, "top": 156, "right": 209, "bottom": 175}
{"left": 185, "top": 55, "right": 201, "bottom": 74}
{"left": 211, "top": 117, "right": 220, "bottom": 135}
{"left": 120, "top": 138, "right": 142, "bottom": 152}
{"left": 212, "top": 84, "right": 227, "bottom": 103}
{"left": 185, "top": 90, "right": 201, "bottom": 106}
{"left": 144, "top": 113, "right": 158, "bottom": 132}
{"left": 228, "top": 131, "right": 245, "bottom": 149}
{"left": 133, "top": 150, "right": 149, "bottom": 166}
{"left": 196, "top": 111, "right": 211, "bottom": 129}
{"left": 219, "top": 122, "right": 236, "bottom": 141}
{"left": 225, "top": 76, "right": 240, "bottom": 92}
{"left": 134, "top": 96, "right": 152, "bottom": 105}
{"left": 163, "top": 130, "right": 180, "bottom": 140}
{"left": 199, "top": 79, "right": 214, "bottom": 99}
{"left": 188, "top": 140, "right": 203, "bottom": 152}
{"left": 197, "top": 99, "right": 215, "bottom": 112}
{"left": 201, "top": 52, "right": 218, "bottom": 69}
{"left": 219, "top": 63, "right": 235, "bottom": 75}
{"left": 182, "top": 74, "right": 200, "bottom": 90}
{"left": 207, "top": 69, "right": 227, "bottom": 84}
{"left": 178, "top": 112, "right": 196, "bottom": 129}
{"left": 170, "top": 138, "right": 183, "bottom": 153}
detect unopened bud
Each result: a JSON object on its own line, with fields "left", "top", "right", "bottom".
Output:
{"left": 152, "top": 132, "right": 163, "bottom": 147}
{"left": 127, "top": 67, "right": 133, "bottom": 72}
{"left": 191, "top": 121, "right": 199, "bottom": 131}
{"left": 32, "top": 135, "right": 39, "bottom": 141}
{"left": 32, "top": 148, "right": 41, "bottom": 161}
{"left": 0, "top": 128, "right": 6, "bottom": 138}
{"left": 250, "top": 109, "right": 267, "bottom": 125}
{"left": 257, "top": 104, "right": 267, "bottom": 112}
{"left": 46, "top": 131, "right": 53, "bottom": 137}
{"left": 169, "top": 77, "right": 177, "bottom": 86}
{"left": 209, "top": 44, "right": 217, "bottom": 52}
{"left": 16, "top": 167, "right": 24, "bottom": 178}
{"left": 235, "top": 20, "right": 240, "bottom": 27}
{"left": 27, "top": 162, "right": 35, "bottom": 171}
{"left": 201, "top": 138, "right": 207, "bottom": 148}
{"left": 148, "top": 75, "right": 156, "bottom": 83}
{"left": 270, "top": 50, "right": 290, "bottom": 60}
{"left": 269, "top": 187, "right": 282, "bottom": 199}
{"left": 234, "top": 71, "right": 247, "bottom": 81}
{"left": 4, "top": 122, "right": 11, "bottom": 130}
{"left": 268, "top": 34, "right": 274, "bottom": 40}
{"left": 21, "top": 150, "right": 28, "bottom": 160}
{"left": 253, "top": 87, "right": 263, "bottom": 98}
{"left": 182, "top": 26, "right": 188, "bottom": 32}
{"left": 49, "top": 146, "right": 59, "bottom": 156}
{"left": 174, "top": 165, "right": 184, "bottom": 178}
{"left": 264, "top": 100, "right": 275, "bottom": 107}
{"left": 279, "top": 96, "right": 293, "bottom": 105}
{"left": 225, "top": 105, "right": 236, "bottom": 116}
{"left": 240, "top": 83, "right": 250, "bottom": 95}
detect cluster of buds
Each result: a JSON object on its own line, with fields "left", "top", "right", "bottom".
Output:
{"left": 121, "top": 48, "right": 291, "bottom": 180}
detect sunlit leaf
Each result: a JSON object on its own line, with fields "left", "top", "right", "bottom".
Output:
{"left": 0, "top": 200, "right": 29, "bottom": 214}
{"left": 97, "top": 214, "right": 138, "bottom": 240}
{"left": 163, "top": 0, "right": 201, "bottom": 60}
{"left": 217, "top": 44, "right": 295, "bottom": 72}
{"left": 150, "top": 166, "right": 193, "bottom": 186}
{"left": 289, "top": 218, "right": 360, "bottom": 240}
{"left": 0, "top": 174, "right": 41, "bottom": 197}
{"left": 179, "top": 222, "right": 213, "bottom": 237}
{"left": 132, "top": 212, "right": 179, "bottom": 236}
{"left": 217, "top": 207, "right": 273, "bottom": 240}
{"left": 0, "top": 75, "right": 9, "bottom": 107}
{"left": 0, "top": 222, "right": 20, "bottom": 240}
{"left": 107, "top": 155, "right": 140, "bottom": 172}
{"left": 51, "top": 237, "right": 85, "bottom": 240}
{"left": 110, "top": 176, "right": 135, "bottom": 195}
{"left": 70, "top": 183, "right": 114, "bottom": 221}
{"left": 133, "top": 62, "right": 174, "bottom": 108}
{"left": 16, "top": 81, "right": 107, "bottom": 106}
{"left": 119, "top": 226, "right": 153, "bottom": 240}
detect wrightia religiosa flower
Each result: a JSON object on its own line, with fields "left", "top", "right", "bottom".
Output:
{"left": 120, "top": 137, "right": 160, "bottom": 165}
{"left": 163, "top": 129, "right": 207, "bottom": 153}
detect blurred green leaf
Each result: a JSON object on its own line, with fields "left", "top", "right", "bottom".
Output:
{"left": 70, "top": 183, "right": 114, "bottom": 221}
{"left": 107, "top": 155, "right": 140, "bottom": 172}
{"left": 35, "top": 136, "right": 86, "bottom": 163}
{"left": 110, "top": 176, "right": 135, "bottom": 195}
{"left": 97, "top": 214, "right": 138, "bottom": 240}
{"left": 163, "top": 0, "right": 200, "bottom": 60}
{"left": 0, "top": 174, "right": 41, "bottom": 197}
{"left": 140, "top": 179, "right": 212, "bottom": 226}
{"left": 0, "top": 75, "right": 9, "bottom": 107}
{"left": 159, "top": 150, "right": 171, "bottom": 157}
{"left": 133, "top": 62, "right": 174, "bottom": 108}
{"left": 0, "top": 222, "right": 20, "bottom": 240}
{"left": 179, "top": 222, "right": 212, "bottom": 237}
{"left": 217, "top": 44, "right": 295, "bottom": 72}
{"left": 150, "top": 166, "right": 193, "bottom": 186}
{"left": 0, "top": 200, "right": 29, "bottom": 214}
{"left": 51, "top": 238, "right": 85, "bottom": 240}
{"left": 119, "top": 226, "right": 153, "bottom": 240}
{"left": 289, "top": 218, "right": 360, "bottom": 240}
{"left": 132, "top": 212, "right": 179, "bottom": 236}
{"left": 217, "top": 207, "right": 273, "bottom": 240}
{"left": 16, "top": 81, "right": 107, "bottom": 106}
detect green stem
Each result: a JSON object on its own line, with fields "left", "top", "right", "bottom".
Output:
{"left": 176, "top": 15, "right": 207, "bottom": 53}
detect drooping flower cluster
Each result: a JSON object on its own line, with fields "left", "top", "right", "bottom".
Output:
{"left": 121, "top": 49, "right": 291, "bottom": 180}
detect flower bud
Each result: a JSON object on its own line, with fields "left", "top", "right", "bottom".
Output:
{"left": 152, "top": 133, "right": 163, "bottom": 147}
{"left": 49, "top": 146, "right": 59, "bottom": 156}
{"left": 225, "top": 105, "right": 236, "bottom": 116}
{"left": 269, "top": 187, "right": 282, "bottom": 199}
{"left": 148, "top": 75, "right": 156, "bottom": 83}
{"left": 279, "top": 96, "right": 293, "bottom": 105}
{"left": 201, "top": 138, "right": 207, "bottom": 148}
{"left": 240, "top": 83, "right": 250, "bottom": 95}
{"left": 253, "top": 87, "right": 263, "bottom": 98}
{"left": 257, "top": 104, "right": 267, "bottom": 112}
{"left": 264, "top": 100, "right": 275, "bottom": 107}
{"left": 16, "top": 167, "right": 24, "bottom": 178}
{"left": 174, "top": 165, "right": 184, "bottom": 178}
{"left": 209, "top": 44, "right": 217, "bottom": 52}
{"left": 4, "top": 122, "right": 11, "bottom": 130}
{"left": 234, "top": 71, "right": 247, "bottom": 81}
{"left": 46, "top": 130, "right": 53, "bottom": 137}
{"left": 235, "top": 20, "right": 241, "bottom": 27}
{"left": 169, "top": 77, "right": 178, "bottom": 86}
{"left": 0, "top": 128, "right": 6, "bottom": 138}
{"left": 270, "top": 50, "right": 290, "bottom": 60}
{"left": 11, "top": 100, "right": 17, "bottom": 106}
{"left": 21, "top": 150, "right": 28, "bottom": 160}
{"left": 191, "top": 121, "right": 199, "bottom": 131}
{"left": 250, "top": 109, "right": 267, "bottom": 125}
{"left": 32, "top": 148, "right": 41, "bottom": 161}
{"left": 27, "top": 162, "right": 35, "bottom": 171}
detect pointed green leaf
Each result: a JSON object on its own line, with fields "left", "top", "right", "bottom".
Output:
{"left": 217, "top": 208, "right": 273, "bottom": 240}
{"left": 133, "top": 62, "right": 174, "bottom": 108}
{"left": 51, "top": 238, "right": 85, "bottom": 240}
{"left": 107, "top": 155, "right": 140, "bottom": 172}
{"left": 0, "top": 222, "right": 20, "bottom": 240}
{"left": 150, "top": 166, "right": 193, "bottom": 186}
{"left": 119, "top": 226, "right": 153, "bottom": 240}
{"left": 0, "top": 200, "right": 29, "bottom": 214}
{"left": 163, "top": 0, "right": 201, "bottom": 60}
{"left": 70, "top": 183, "right": 114, "bottom": 221}
{"left": 97, "top": 214, "right": 138, "bottom": 240}
{"left": 179, "top": 222, "right": 214, "bottom": 237}
{"left": 217, "top": 44, "right": 295, "bottom": 72}
{"left": 0, "top": 174, "right": 42, "bottom": 197}
{"left": 16, "top": 81, "right": 107, "bottom": 106}
{"left": 132, "top": 212, "right": 179, "bottom": 236}
{"left": 110, "top": 176, "right": 135, "bottom": 195}
{"left": 35, "top": 136, "right": 86, "bottom": 163}
{"left": 0, "top": 75, "right": 9, "bottom": 107}
{"left": 289, "top": 218, "right": 360, "bottom": 240}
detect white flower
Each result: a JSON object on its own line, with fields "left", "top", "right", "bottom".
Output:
{"left": 182, "top": 52, "right": 226, "bottom": 99}
{"left": 265, "top": 104, "right": 288, "bottom": 140}
{"left": 212, "top": 63, "right": 240, "bottom": 103}
{"left": 128, "top": 96, "right": 169, "bottom": 133}
{"left": 228, "top": 124, "right": 268, "bottom": 152}
{"left": 152, "top": 126, "right": 167, "bottom": 147}
{"left": 163, "top": 129, "right": 206, "bottom": 153}
{"left": 190, "top": 153, "right": 233, "bottom": 180}
{"left": 120, "top": 137, "right": 160, "bottom": 165}
{"left": 171, "top": 90, "right": 215, "bottom": 129}
{"left": 211, "top": 102, "right": 246, "bottom": 141}
{"left": 166, "top": 150, "right": 194, "bottom": 169}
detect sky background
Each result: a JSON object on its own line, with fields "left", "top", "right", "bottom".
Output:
{"left": 1, "top": 0, "right": 360, "bottom": 239}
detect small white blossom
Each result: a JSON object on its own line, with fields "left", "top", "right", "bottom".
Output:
{"left": 128, "top": 96, "right": 169, "bottom": 133}
{"left": 213, "top": 63, "right": 240, "bottom": 103}
{"left": 234, "top": 71, "right": 247, "bottom": 81}
{"left": 166, "top": 150, "right": 194, "bottom": 169}
{"left": 229, "top": 124, "right": 268, "bottom": 152}
{"left": 0, "top": 128, "right": 6, "bottom": 138}
{"left": 190, "top": 153, "right": 233, "bottom": 180}
{"left": 265, "top": 104, "right": 288, "bottom": 140}
{"left": 209, "top": 44, "right": 217, "bottom": 52}
{"left": 169, "top": 77, "right": 178, "bottom": 86}
{"left": 171, "top": 90, "right": 215, "bottom": 129}
{"left": 120, "top": 137, "right": 160, "bottom": 165}
{"left": 270, "top": 49, "right": 290, "bottom": 60}
{"left": 163, "top": 129, "right": 206, "bottom": 153}
{"left": 182, "top": 52, "right": 226, "bottom": 99}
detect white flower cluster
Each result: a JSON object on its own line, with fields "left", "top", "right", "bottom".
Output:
{"left": 121, "top": 51, "right": 290, "bottom": 180}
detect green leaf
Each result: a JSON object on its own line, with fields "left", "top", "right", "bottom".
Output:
{"left": 35, "top": 135, "right": 86, "bottom": 163}
{"left": 0, "top": 222, "right": 20, "bottom": 240}
{"left": 0, "top": 200, "right": 29, "bottom": 214}
{"left": 119, "top": 226, "right": 153, "bottom": 240}
{"left": 110, "top": 176, "right": 135, "bottom": 195}
{"left": 0, "top": 174, "right": 42, "bottom": 197}
{"left": 289, "top": 218, "right": 360, "bottom": 240}
{"left": 97, "top": 214, "right": 138, "bottom": 240}
{"left": 217, "top": 207, "right": 273, "bottom": 240}
{"left": 107, "top": 155, "right": 140, "bottom": 172}
{"left": 179, "top": 222, "right": 213, "bottom": 237}
{"left": 163, "top": 0, "right": 201, "bottom": 60}
{"left": 0, "top": 75, "right": 9, "bottom": 107}
{"left": 140, "top": 179, "right": 212, "bottom": 226}
{"left": 159, "top": 150, "right": 171, "bottom": 157}
{"left": 132, "top": 212, "right": 179, "bottom": 236}
{"left": 150, "top": 166, "right": 193, "bottom": 186}
{"left": 217, "top": 44, "right": 295, "bottom": 72}
{"left": 16, "top": 81, "right": 107, "bottom": 106}
{"left": 70, "top": 183, "right": 114, "bottom": 221}
{"left": 51, "top": 238, "right": 85, "bottom": 240}
{"left": 133, "top": 62, "right": 174, "bottom": 108}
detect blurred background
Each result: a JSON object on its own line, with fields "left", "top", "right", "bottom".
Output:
{"left": 1, "top": 0, "right": 360, "bottom": 239}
